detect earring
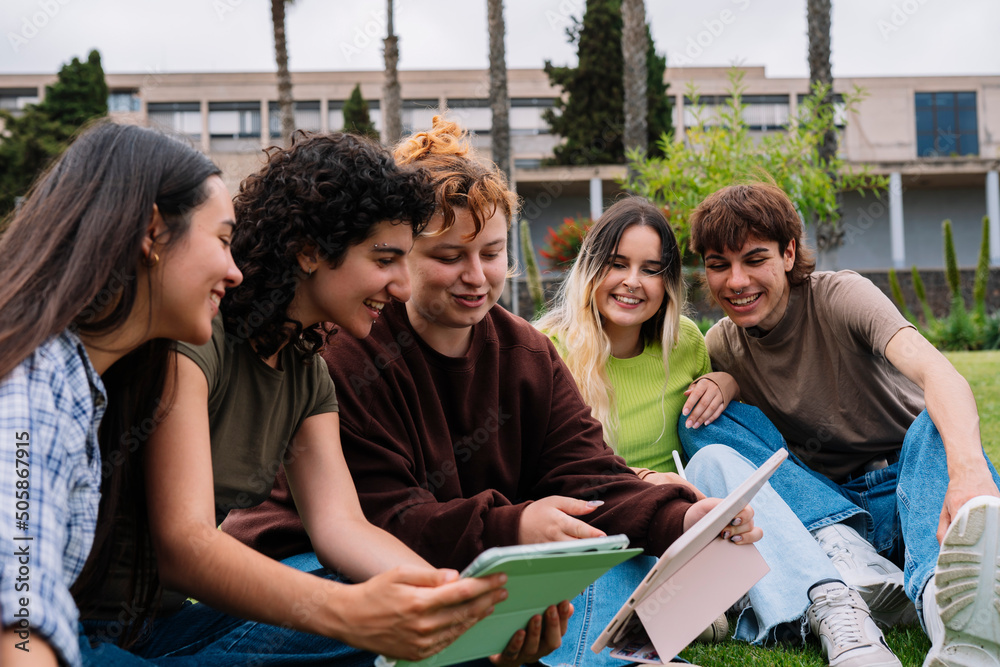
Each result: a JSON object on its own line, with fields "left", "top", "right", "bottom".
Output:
{"left": 307, "top": 268, "right": 314, "bottom": 277}
{"left": 145, "top": 251, "right": 159, "bottom": 267}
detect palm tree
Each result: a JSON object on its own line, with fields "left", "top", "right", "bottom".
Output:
{"left": 621, "top": 0, "right": 647, "bottom": 157}
{"left": 271, "top": 0, "right": 294, "bottom": 146}
{"left": 487, "top": 0, "right": 511, "bottom": 185}
{"left": 383, "top": 0, "right": 402, "bottom": 145}
{"left": 487, "top": 0, "right": 517, "bottom": 314}
{"left": 807, "top": 0, "right": 839, "bottom": 249}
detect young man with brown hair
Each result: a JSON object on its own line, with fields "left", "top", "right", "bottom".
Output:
{"left": 683, "top": 182, "right": 1000, "bottom": 667}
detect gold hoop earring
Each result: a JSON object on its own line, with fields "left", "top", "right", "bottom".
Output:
{"left": 145, "top": 251, "right": 160, "bottom": 267}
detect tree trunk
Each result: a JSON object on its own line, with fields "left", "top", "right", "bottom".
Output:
{"left": 622, "top": 0, "right": 647, "bottom": 158}
{"left": 383, "top": 0, "right": 402, "bottom": 145}
{"left": 487, "top": 0, "right": 511, "bottom": 185}
{"left": 271, "top": 0, "right": 294, "bottom": 146}
{"left": 807, "top": 0, "right": 840, "bottom": 250}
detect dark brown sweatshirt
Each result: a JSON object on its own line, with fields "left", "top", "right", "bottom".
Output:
{"left": 222, "top": 302, "right": 697, "bottom": 570}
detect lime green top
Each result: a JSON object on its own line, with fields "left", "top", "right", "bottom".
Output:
{"left": 605, "top": 316, "right": 712, "bottom": 473}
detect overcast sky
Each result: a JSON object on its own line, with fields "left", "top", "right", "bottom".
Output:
{"left": 3, "top": 0, "right": 998, "bottom": 79}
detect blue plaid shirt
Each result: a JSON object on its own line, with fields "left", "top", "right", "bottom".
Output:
{"left": 1, "top": 329, "right": 106, "bottom": 667}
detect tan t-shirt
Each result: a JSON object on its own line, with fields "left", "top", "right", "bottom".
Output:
{"left": 705, "top": 270, "right": 924, "bottom": 481}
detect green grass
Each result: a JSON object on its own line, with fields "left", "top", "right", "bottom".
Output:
{"left": 674, "top": 351, "right": 1000, "bottom": 666}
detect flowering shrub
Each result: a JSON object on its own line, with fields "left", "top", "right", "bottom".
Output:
{"left": 539, "top": 216, "right": 592, "bottom": 272}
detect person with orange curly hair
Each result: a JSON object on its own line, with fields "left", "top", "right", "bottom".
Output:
{"left": 224, "top": 117, "right": 763, "bottom": 667}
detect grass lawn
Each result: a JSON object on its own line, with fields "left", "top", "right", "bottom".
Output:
{"left": 675, "top": 351, "right": 1000, "bottom": 666}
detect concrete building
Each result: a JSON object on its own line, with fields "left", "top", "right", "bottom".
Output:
{"left": 2, "top": 65, "right": 998, "bottom": 278}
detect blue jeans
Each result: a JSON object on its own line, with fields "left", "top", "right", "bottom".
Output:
{"left": 80, "top": 552, "right": 375, "bottom": 666}
{"left": 680, "top": 402, "right": 1000, "bottom": 618}
{"left": 540, "top": 554, "right": 663, "bottom": 667}
{"left": 685, "top": 444, "right": 839, "bottom": 644}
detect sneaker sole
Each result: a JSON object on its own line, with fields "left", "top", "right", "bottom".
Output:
{"left": 926, "top": 496, "right": 1000, "bottom": 667}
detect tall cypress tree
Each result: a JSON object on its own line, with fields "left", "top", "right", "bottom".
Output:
{"left": 342, "top": 84, "right": 379, "bottom": 140}
{"left": 0, "top": 50, "right": 108, "bottom": 218}
{"left": 544, "top": 0, "right": 671, "bottom": 165}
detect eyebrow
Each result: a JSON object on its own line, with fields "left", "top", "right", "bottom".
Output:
{"left": 430, "top": 238, "right": 506, "bottom": 251}
{"left": 610, "top": 253, "right": 664, "bottom": 266}
{"left": 705, "top": 246, "right": 769, "bottom": 261}
{"left": 369, "top": 245, "right": 408, "bottom": 257}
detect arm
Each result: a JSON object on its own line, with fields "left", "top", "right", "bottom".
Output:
{"left": 1, "top": 629, "right": 57, "bottom": 667}
{"left": 883, "top": 327, "right": 999, "bottom": 541}
{"left": 283, "top": 410, "right": 431, "bottom": 580}
{"left": 147, "top": 354, "right": 506, "bottom": 659}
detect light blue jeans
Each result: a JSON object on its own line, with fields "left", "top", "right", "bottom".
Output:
{"left": 679, "top": 402, "right": 1000, "bottom": 623}
{"left": 541, "top": 444, "right": 839, "bottom": 665}
{"left": 80, "top": 552, "right": 376, "bottom": 666}
{"left": 685, "top": 444, "right": 839, "bottom": 644}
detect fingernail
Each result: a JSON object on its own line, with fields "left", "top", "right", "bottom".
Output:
{"left": 731, "top": 534, "right": 743, "bottom": 543}
{"left": 685, "top": 420, "right": 693, "bottom": 428}
{"left": 682, "top": 408, "right": 690, "bottom": 416}
{"left": 587, "top": 500, "right": 604, "bottom": 507}
{"left": 722, "top": 530, "right": 731, "bottom": 540}
{"left": 731, "top": 517, "right": 742, "bottom": 526}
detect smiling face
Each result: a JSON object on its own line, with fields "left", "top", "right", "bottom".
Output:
{"left": 405, "top": 207, "right": 508, "bottom": 357}
{"left": 292, "top": 219, "right": 413, "bottom": 338}
{"left": 594, "top": 224, "right": 666, "bottom": 355}
{"left": 703, "top": 236, "right": 796, "bottom": 333}
{"left": 152, "top": 175, "right": 243, "bottom": 345}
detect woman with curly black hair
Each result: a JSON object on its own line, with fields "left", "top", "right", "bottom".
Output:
{"left": 82, "top": 132, "right": 515, "bottom": 666}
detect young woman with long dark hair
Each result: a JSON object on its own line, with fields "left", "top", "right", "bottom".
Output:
{"left": 0, "top": 121, "right": 242, "bottom": 667}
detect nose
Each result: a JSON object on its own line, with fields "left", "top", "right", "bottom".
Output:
{"left": 727, "top": 263, "right": 750, "bottom": 293}
{"left": 226, "top": 257, "right": 243, "bottom": 288}
{"left": 461, "top": 255, "right": 485, "bottom": 287}
{"left": 388, "top": 264, "right": 411, "bottom": 302}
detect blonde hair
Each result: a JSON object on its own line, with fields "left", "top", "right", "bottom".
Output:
{"left": 536, "top": 197, "right": 685, "bottom": 449}
{"left": 394, "top": 116, "right": 519, "bottom": 238}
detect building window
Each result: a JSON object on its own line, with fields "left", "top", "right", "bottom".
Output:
{"left": 445, "top": 98, "right": 491, "bottom": 134}
{"left": 402, "top": 99, "right": 440, "bottom": 135}
{"left": 0, "top": 87, "right": 39, "bottom": 117}
{"left": 915, "top": 92, "right": 978, "bottom": 157}
{"left": 209, "top": 101, "right": 261, "bottom": 138}
{"left": 510, "top": 98, "right": 555, "bottom": 135}
{"left": 147, "top": 102, "right": 201, "bottom": 138}
{"left": 267, "top": 100, "right": 321, "bottom": 136}
{"left": 108, "top": 90, "right": 141, "bottom": 112}
{"left": 684, "top": 94, "right": 790, "bottom": 131}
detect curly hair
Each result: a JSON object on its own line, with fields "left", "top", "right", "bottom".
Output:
{"left": 394, "top": 116, "right": 519, "bottom": 238}
{"left": 225, "top": 131, "right": 436, "bottom": 359}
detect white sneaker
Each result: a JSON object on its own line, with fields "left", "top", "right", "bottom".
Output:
{"left": 694, "top": 613, "right": 729, "bottom": 643}
{"left": 808, "top": 580, "right": 902, "bottom": 667}
{"left": 813, "top": 523, "right": 917, "bottom": 627}
{"left": 923, "top": 495, "right": 1000, "bottom": 667}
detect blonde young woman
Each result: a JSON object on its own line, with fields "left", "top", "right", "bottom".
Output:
{"left": 537, "top": 197, "right": 902, "bottom": 667}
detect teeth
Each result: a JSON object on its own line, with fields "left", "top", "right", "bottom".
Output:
{"left": 364, "top": 299, "right": 385, "bottom": 312}
{"left": 209, "top": 293, "right": 220, "bottom": 307}
{"left": 614, "top": 295, "right": 640, "bottom": 305}
{"left": 730, "top": 294, "right": 759, "bottom": 306}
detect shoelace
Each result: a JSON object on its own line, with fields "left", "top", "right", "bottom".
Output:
{"left": 814, "top": 588, "right": 865, "bottom": 650}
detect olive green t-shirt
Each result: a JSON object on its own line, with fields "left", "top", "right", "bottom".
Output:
{"left": 88, "top": 316, "right": 338, "bottom": 619}
{"left": 177, "top": 314, "right": 339, "bottom": 525}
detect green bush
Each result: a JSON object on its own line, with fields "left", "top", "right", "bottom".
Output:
{"left": 888, "top": 216, "right": 997, "bottom": 351}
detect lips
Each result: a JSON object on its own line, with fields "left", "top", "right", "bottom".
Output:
{"left": 454, "top": 293, "right": 487, "bottom": 307}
